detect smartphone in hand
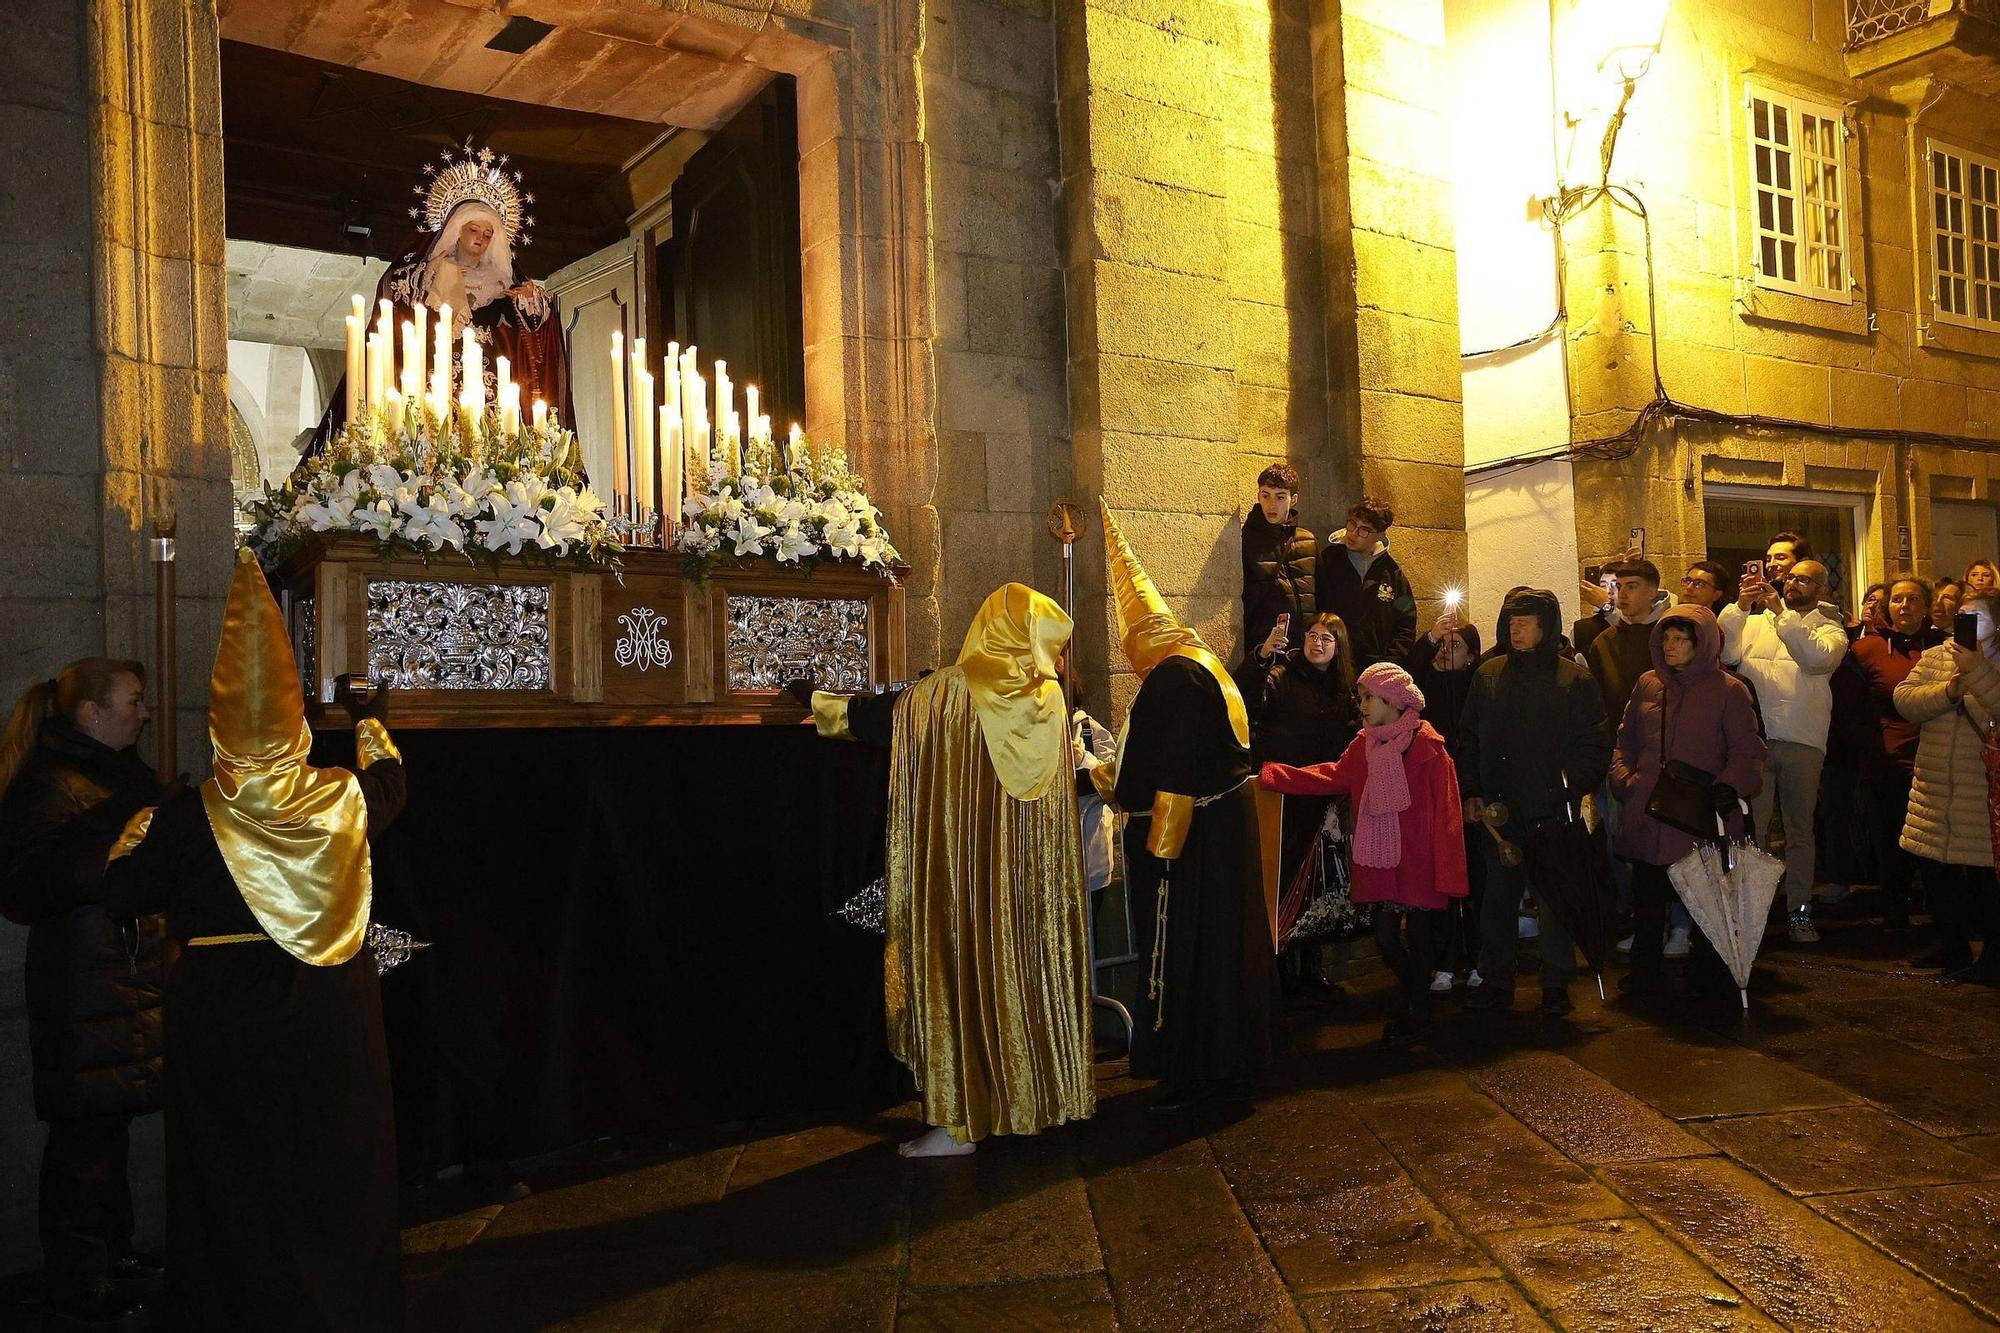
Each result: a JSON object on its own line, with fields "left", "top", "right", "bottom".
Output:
{"left": 1955, "top": 611, "right": 1982, "bottom": 650}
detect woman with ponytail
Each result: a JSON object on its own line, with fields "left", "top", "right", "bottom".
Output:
{"left": 0, "top": 658, "right": 167, "bottom": 1327}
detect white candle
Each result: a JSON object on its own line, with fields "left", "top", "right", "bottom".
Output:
{"left": 756, "top": 413, "right": 771, "bottom": 448}
{"left": 664, "top": 341, "right": 683, "bottom": 445}
{"left": 384, "top": 387, "right": 403, "bottom": 437}
{"left": 660, "top": 407, "right": 681, "bottom": 538}
{"left": 410, "top": 301, "right": 427, "bottom": 400}
{"left": 500, "top": 383, "right": 521, "bottom": 438}
{"left": 609, "top": 330, "right": 629, "bottom": 510}
{"left": 715, "top": 361, "right": 732, "bottom": 453}
{"left": 365, "top": 331, "right": 386, "bottom": 420}
{"left": 343, "top": 312, "right": 363, "bottom": 423}
{"left": 726, "top": 409, "right": 742, "bottom": 476}
{"left": 532, "top": 398, "right": 548, "bottom": 432}
{"left": 788, "top": 422, "right": 804, "bottom": 467}
{"left": 431, "top": 304, "right": 452, "bottom": 411}
{"left": 745, "top": 384, "right": 760, "bottom": 442}
{"left": 399, "top": 319, "right": 420, "bottom": 403}
{"left": 634, "top": 369, "right": 655, "bottom": 527}
{"left": 460, "top": 326, "right": 484, "bottom": 416}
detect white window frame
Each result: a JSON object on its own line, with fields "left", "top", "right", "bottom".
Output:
{"left": 1925, "top": 137, "right": 2000, "bottom": 333}
{"left": 1745, "top": 83, "right": 1853, "bottom": 304}
{"left": 1703, "top": 483, "right": 1872, "bottom": 615}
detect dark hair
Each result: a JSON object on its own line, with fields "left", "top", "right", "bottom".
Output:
{"left": 1300, "top": 612, "right": 1358, "bottom": 696}
{"left": 1768, "top": 531, "right": 1814, "bottom": 560}
{"left": 1347, "top": 497, "right": 1394, "bottom": 532}
{"left": 1256, "top": 464, "right": 1301, "bottom": 493}
{"left": 1610, "top": 558, "right": 1661, "bottom": 587}
{"left": 1885, "top": 574, "right": 1931, "bottom": 606}
{"left": 1935, "top": 577, "right": 1965, "bottom": 598}
{"left": 1686, "top": 559, "right": 1734, "bottom": 600}
{"left": 1968, "top": 559, "right": 1998, "bottom": 580}
{"left": 0, "top": 658, "right": 147, "bottom": 798}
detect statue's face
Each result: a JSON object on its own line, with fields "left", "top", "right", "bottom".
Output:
{"left": 458, "top": 219, "right": 495, "bottom": 261}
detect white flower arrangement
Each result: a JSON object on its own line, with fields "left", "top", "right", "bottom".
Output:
{"left": 246, "top": 403, "right": 620, "bottom": 570}
{"left": 678, "top": 434, "right": 900, "bottom": 577}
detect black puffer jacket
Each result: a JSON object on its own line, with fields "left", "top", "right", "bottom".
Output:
{"left": 1241, "top": 509, "right": 1317, "bottom": 661}
{"left": 1315, "top": 533, "right": 1417, "bottom": 670}
{"left": 1236, "top": 650, "right": 1358, "bottom": 767}
{"left": 1456, "top": 590, "right": 1612, "bottom": 825}
{"left": 0, "top": 722, "right": 167, "bottom": 1122}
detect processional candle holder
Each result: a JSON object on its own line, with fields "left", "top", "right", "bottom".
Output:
{"left": 1045, "top": 501, "right": 1085, "bottom": 704}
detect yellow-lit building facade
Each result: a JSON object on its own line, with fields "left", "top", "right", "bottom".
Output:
{"left": 1458, "top": 0, "right": 2000, "bottom": 625}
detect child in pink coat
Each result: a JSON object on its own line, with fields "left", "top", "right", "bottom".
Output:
{"left": 1259, "top": 662, "right": 1469, "bottom": 1043}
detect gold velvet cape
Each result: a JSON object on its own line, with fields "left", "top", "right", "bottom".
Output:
{"left": 884, "top": 666, "right": 1097, "bottom": 1143}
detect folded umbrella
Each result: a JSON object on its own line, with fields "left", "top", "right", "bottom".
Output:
{"left": 1666, "top": 808, "right": 1783, "bottom": 1009}
{"left": 1517, "top": 813, "right": 1620, "bottom": 995}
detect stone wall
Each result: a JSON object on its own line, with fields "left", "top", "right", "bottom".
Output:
{"left": 1559, "top": 0, "right": 2000, "bottom": 586}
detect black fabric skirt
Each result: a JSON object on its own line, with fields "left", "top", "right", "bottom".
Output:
{"left": 1125, "top": 784, "right": 1281, "bottom": 1085}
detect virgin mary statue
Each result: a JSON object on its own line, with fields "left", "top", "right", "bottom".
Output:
{"left": 312, "top": 141, "right": 573, "bottom": 450}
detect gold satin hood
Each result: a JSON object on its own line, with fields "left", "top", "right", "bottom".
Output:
{"left": 1099, "top": 501, "right": 1248, "bottom": 748}
{"left": 201, "top": 549, "right": 375, "bottom": 966}
{"left": 956, "top": 582, "right": 1073, "bottom": 801}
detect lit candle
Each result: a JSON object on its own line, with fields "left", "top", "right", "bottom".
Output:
{"left": 745, "top": 384, "right": 760, "bottom": 443}
{"left": 664, "top": 341, "right": 683, "bottom": 447}
{"left": 788, "top": 421, "right": 804, "bottom": 467}
{"left": 431, "top": 303, "right": 452, "bottom": 412}
{"left": 343, "top": 311, "right": 363, "bottom": 422}
{"left": 609, "top": 330, "right": 629, "bottom": 514}
{"left": 460, "top": 326, "right": 484, "bottom": 415}
{"left": 634, "top": 368, "right": 655, "bottom": 528}
{"left": 365, "top": 330, "right": 386, "bottom": 420}
{"left": 726, "top": 409, "right": 743, "bottom": 476}
{"left": 661, "top": 407, "right": 682, "bottom": 536}
{"left": 410, "top": 301, "right": 427, "bottom": 399}
{"left": 500, "top": 383, "right": 521, "bottom": 438}
{"left": 399, "top": 319, "right": 420, "bottom": 403}
{"left": 384, "top": 387, "right": 403, "bottom": 437}
{"left": 532, "top": 398, "right": 548, "bottom": 432}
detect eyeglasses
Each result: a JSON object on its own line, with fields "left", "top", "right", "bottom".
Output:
{"left": 1680, "top": 576, "right": 1716, "bottom": 590}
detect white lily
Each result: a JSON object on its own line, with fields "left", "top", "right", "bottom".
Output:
{"left": 536, "top": 486, "right": 589, "bottom": 554}
{"left": 774, "top": 522, "right": 817, "bottom": 564}
{"left": 729, "top": 512, "right": 774, "bottom": 557}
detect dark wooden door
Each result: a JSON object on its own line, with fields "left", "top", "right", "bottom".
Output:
{"left": 657, "top": 77, "right": 806, "bottom": 432}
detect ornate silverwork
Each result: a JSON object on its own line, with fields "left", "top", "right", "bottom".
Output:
{"left": 613, "top": 605, "right": 675, "bottom": 672}
{"left": 366, "top": 923, "right": 431, "bottom": 976}
{"left": 724, "top": 595, "right": 871, "bottom": 693}
{"left": 289, "top": 593, "right": 317, "bottom": 701}
{"left": 364, "top": 580, "right": 551, "bottom": 691}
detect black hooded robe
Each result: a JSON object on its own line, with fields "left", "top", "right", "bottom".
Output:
{"left": 1118, "top": 655, "right": 1280, "bottom": 1085}
{"left": 103, "top": 760, "right": 407, "bottom": 1333}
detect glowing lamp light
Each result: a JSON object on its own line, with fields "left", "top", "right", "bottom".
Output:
{"left": 1443, "top": 586, "right": 1465, "bottom": 613}
{"left": 1590, "top": 0, "right": 1670, "bottom": 81}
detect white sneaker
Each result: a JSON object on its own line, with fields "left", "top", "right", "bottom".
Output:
{"left": 1663, "top": 926, "right": 1691, "bottom": 958}
{"left": 1430, "top": 970, "right": 1455, "bottom": 993}
{"left": 1787, "top": 907, "right": 1820, "bottom": 944}
{"left": 1615, "top": 934, "right": 1635, "bottom": 954}
{"left": 1465, "top": 969, "right": 1483, "bottom": 989}
{"left": 1518, "top": 915, "right": 1540, "bottom": 940}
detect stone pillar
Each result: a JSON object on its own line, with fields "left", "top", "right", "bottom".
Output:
{"left": 1057, "top": 0, "right": 1245, "bottom": 713}
{"left": 1312, "top": 0, "right": 1467, "bottom": 619}
{"left": 89, "top": 0, "right": 234, "bottom": 773}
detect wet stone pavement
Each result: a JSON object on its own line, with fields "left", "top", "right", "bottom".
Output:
{"left": 401, "top": 922, "right": 2000, "bottom": 1332}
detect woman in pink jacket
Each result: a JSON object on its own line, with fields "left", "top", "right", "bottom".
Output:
{"left": 1259, "top": 663, "right": 1468, "bottom": 1044}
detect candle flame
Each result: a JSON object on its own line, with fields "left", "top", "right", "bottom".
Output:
{"left": 1443, "top": 586, "right": 1464, "bottom": 611}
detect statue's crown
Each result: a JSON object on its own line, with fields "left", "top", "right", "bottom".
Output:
{"left": 410, "top": 138, "right": 534, "bottom": 248}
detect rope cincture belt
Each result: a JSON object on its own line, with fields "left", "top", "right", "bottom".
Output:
{"left": 187, "top": 933, "right": 267, "bottom": 947}
{"left": 1147, "top": 774, "right": 1255, "bottom": 1032}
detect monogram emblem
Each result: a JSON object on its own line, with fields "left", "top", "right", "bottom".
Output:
{"left": 613, "top": 606, "right": 675, "bottom": 672}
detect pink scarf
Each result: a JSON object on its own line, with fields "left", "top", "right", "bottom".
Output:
{"left": 1355, "top": 712, "right": 1424, "bottom": 869}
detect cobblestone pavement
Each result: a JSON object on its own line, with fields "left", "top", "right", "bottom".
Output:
{"left": 401, "top": 920, "right": 2000, "bottom": 1331}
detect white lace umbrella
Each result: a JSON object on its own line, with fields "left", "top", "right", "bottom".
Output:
{"left": 1666, "top": 811, "right": 1784, "bottom": 1009}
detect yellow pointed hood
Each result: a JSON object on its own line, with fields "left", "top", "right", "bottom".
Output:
{"left": 1099, "top": 501, "right": 1249, "bottom": 749}
{"left": 201, "top": 549, "right": 374, "bottom": 966}
{"left": 956, "top": 583, "right": 1073, "bottom": 801}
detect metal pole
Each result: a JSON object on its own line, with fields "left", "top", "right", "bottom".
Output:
{"left": 150, "top": 518, "right": 177, "bottom": 781}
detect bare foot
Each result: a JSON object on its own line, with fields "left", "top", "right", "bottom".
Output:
{"left": 897, "top": 1126, "right": 975, "bottom": 1158}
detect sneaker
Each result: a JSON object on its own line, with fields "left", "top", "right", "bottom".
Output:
{"left": 1663, "top": 926, "right": 1691, "bottom": 958}
{"left": 1540, "top": 986, "right": 1575, "bottom": 1017}
{"left": 1518, "top": 915, "right": 1540, "bottom": 940}
{"left": 1465, "top": 969, "right": 1484, "bottom": 989}
{"left": 1429, "top": 970, "right": 1455, "bottom": 993}
{"left": 1787, "top": 907, "right": 1820, "bottom": 944}
{"left": 1614, "top": 934, "right": 1635, "bottom": 955}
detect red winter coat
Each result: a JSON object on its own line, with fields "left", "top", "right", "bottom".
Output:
{"left": 1609, "top": 605, "right": 1766, "bottom": 868}
{"left": 1258, "top": 723, "right": 1468, "bottom": 909}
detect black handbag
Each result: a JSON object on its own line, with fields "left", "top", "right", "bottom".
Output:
{"left": 1642, "top": 687, "right": 1719, "bottom": 838}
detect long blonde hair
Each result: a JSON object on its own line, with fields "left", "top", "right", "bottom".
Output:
{"left": 0, "top": 658, "right": 146, "bottom": 798}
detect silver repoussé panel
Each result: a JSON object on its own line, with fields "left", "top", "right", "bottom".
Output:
{"left": 365, "top": 579, "right": 551, "bottom": 690}
{"left": 724, "top": 595, "right": 871, "bottom": 693}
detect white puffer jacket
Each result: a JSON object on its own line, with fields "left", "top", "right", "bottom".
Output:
{"left": 1717, "top": 602, "right": 1847, "bottom": 749}
{"left": 1894, "top": 645, "right": 2000, "bottom": 866}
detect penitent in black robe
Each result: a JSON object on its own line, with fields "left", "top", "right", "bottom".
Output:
{"left": 105, "top": 759, "right": 407, "bottom": 1333}
{"left": 1116, "top": 655, "right": 1280, "bottom": 1085}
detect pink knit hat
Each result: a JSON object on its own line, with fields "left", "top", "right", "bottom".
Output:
{"left": 1356, "top": 662, "right": 1425, "bottom": 715}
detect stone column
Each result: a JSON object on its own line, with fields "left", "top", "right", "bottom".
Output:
{"left": 1057, "top": 0, "right": 1244, "bottom": 713}
{"left": 89, "top": 0, "right": 234, "bottom": 774}
{"left": 1312, "top": 0, "right": 1467, "bottom": 619}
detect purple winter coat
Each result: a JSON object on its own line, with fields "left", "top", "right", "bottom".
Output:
{"left": 1609, "top": 605, "right": 1767, "bottom": 867}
